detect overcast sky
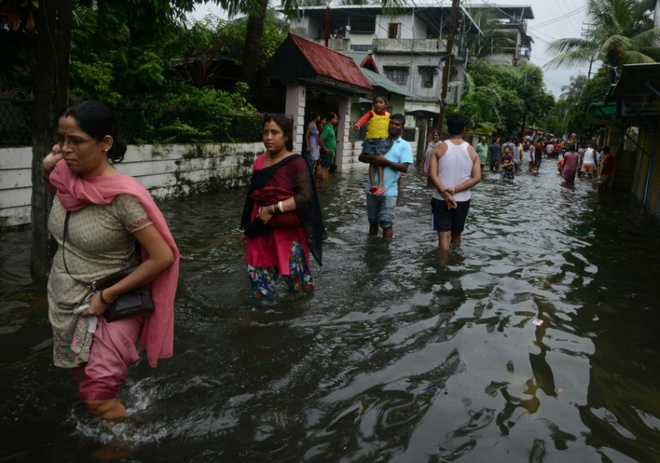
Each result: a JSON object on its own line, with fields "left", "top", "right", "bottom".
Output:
{"left": 189, "top": 0, "right": 593, "bottom": 97}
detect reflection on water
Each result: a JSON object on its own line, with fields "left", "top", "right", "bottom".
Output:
{"left": 1, "top": 165, "right": 659, "bottom": 461}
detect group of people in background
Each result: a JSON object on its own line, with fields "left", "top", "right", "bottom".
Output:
{"left": 558, "top": 142, "right": 613, "bottom": 189}
{"left": 303, "top": 110, "right": 339, "bottom": 184}
{"left": 470, "top": 133, "right": 613, "bottom": 190}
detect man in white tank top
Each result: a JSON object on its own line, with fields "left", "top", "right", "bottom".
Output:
{"left": 428, "top": 113, "right": 481, "bottom": 251}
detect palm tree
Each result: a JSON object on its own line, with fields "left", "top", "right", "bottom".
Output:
{"left": 546, "top": 0, "right": 660, "bottom": 81}
{"left": 559, "top": 75, "right": 587, "bottom": 103}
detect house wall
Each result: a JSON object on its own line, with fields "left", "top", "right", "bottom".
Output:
{"left": 374, "top": 14, "right": 427, "bottom": 39}
{"left": 0, "top": 143, "right": 261, "bottom": 228}
{"left": 485, "top": 54, "right": 515, "bottom": 67}
{"left": 347, "top": 32, "right": 373, "bottom": 47}
{"left": 631, "top": 120, "right": 660, "bottom": 222}
{"left": 290, "top": 16, "right": 317, "bottom": 40}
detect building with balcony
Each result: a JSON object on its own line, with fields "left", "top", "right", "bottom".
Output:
{"left": 464, "top": 4, "right": 535, "bottom": 67}
{"left": 285, "top": 4, "right": 532, "bottom": 152}
{"left": 287, "top": 5, "right": 473, "bottom": 119}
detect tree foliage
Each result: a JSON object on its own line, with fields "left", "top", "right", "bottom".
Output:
{"left": 565, "top": 71, "right": 611, "bottom": 137}
{"left": 458, "top": 60, "right": 554, "bottom": 138}
{"left": 559, "top": 74, "right": 587, "bottom": 102}
{"left": 187, "top": 10, "right": 288, "bottom": 75}
{"left": 68, "top": 1, "right": 208, "bottom": 100}
{"left": 546, "top": 0, "right": 660, "bottom": 81}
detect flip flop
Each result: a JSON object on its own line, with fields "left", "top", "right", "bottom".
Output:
{"left": 373, "top": 187, "right": 387, "bottom": 196}
{"left": 369, "top": 185, "right": 377, "bottom": 193}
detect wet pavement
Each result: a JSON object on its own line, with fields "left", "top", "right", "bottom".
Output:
{"left": 1, "top": 163, "right": 659, "bottom": 462}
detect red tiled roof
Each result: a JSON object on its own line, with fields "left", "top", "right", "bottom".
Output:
{"left": 289, "top": 34, "right": 372, "bottom": 90}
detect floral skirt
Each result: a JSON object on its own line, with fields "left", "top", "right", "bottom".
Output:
{"left": 247, "top": 241, "right": 315, "bottom": 299}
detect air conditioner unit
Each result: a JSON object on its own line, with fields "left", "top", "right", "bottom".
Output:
{"left": 520, "top": 48, "right": 530, "bottom": 58}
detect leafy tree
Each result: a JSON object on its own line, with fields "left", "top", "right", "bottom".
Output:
{"left": 539, "top": 98, "right": 572, "bottom": 137}
{"left": 565, "top": 71, "right": 611, "bottom": 137}
{"left": 515, "top": 64, "right": 554, "bottom": 137}
{"left": 69, "top": 1, "right": 207, "bottom": 100}
{"left": 458, "top": 60, "right": 553, "bottom": 138}
{"left": 210, "top": 0, "right": 297, "bottom": 89}
{"left": 559, "top": 74, "right": 587, "bottom": 103}
{"left": 456, "top": 73, "right": 523, "bottom": 135}
{"left": 0, "top": 0, "right": 210, "bottom": 279}
{"left": 546, "top": 0, "right": 660, "bottom": 81}
{"left": 184, "top": 9, "right": 287, "bottom": 89}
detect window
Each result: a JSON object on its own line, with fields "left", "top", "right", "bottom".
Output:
{"left": 388, "top": 23, "right": 400, "bottom": 39}
{"left": 384, "top": 67, "right": 409, "bottom": 87}
{"left": 419, "top": 66, "right": 436, "bottom": 88}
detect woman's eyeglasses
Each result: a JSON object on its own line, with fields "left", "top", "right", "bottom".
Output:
{"left": 56, "top": 134, "right": 97, "bottom": 146}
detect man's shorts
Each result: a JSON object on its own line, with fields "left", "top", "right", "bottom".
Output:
{"left": 367, "top": 194, "right": 397, "bottom": 230}
{"left": 431, "top": 198, "right": 470, "bottom": 234}
{"left": 320, "top": 150, "right": 333, "bottom": 168}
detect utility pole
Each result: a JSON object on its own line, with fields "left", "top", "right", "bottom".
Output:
{"left": 438, "top": 0, "right": 460, "bottom": 135}
{"left": 581, "top": 21, "right": 595, "bottom": 79}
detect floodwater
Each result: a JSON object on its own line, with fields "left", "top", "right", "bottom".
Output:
{"left": 1, "top": 163, "right": 659, "bottom": 462}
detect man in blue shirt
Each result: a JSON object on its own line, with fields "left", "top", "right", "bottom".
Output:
{"left": 358, "top": 113, "right": 413, "bottom": 239}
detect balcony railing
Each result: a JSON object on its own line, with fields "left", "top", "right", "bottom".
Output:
{"left": 372, "top": 38, "right": 447, "bottom": 54}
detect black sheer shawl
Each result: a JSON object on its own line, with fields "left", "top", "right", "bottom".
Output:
{"left": 240, "top": 154, "right": 327, "bottom": 266}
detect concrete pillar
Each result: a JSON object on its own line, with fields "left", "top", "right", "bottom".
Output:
{"left": 285, "top": 85, "right": 307, "bottom": 154}
{"left": 336, "top": 96, "right": 351, "bottom": 172}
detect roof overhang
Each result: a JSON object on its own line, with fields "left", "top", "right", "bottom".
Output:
{"left": 264, "top": 34, "right": 372, "bottom": 97}
{"left": 605, "top": 63, "right": 660, "bottom": 119}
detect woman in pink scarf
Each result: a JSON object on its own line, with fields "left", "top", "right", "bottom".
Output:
{"left": 42, "top": 101, "right": 179, "bottom": 419}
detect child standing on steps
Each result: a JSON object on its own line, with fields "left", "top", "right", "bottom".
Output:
{"left": 354, "top": 95, "right": 392, "bottom": 196}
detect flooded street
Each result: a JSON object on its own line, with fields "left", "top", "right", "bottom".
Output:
{"left": 1, "top": 163, "right": 659, "bottom": 462}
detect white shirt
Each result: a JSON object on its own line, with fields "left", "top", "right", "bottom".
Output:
{"left": 583, "top": 148, "right": 595, "bottom": 164}
{"left": 432, "top": 139, "right": 474, "bottom": 202}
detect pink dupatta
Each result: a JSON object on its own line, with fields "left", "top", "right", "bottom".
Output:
{"left": 49, "top": 159, "right": 179, "bottom": 368}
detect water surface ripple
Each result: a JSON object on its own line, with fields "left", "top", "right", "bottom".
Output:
{"left": 1, "top": 164, "right": 659, "bottom": 462}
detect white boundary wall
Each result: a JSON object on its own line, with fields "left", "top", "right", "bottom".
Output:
{"left": 0, "top": 140, "right": 400, "bottom": 228}
{"left": 0, "top": 142, "right": 265, "bottom": 228}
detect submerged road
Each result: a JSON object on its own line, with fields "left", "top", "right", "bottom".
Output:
{"left": 1, "top": 163, "right": 659, "bottom": 461}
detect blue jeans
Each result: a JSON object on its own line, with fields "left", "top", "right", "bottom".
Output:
{"left": 367, "top": 194, "right": 397, "bottom": 230}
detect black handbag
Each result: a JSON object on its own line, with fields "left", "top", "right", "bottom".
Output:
{"left": 62, "top": 211, "right": 154, "bottom": 322}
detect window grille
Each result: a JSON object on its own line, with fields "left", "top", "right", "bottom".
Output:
{"left": 384, "top": 67, "right": 409, "bottom": 87}
{"left": 419, "top": 66, "right": 436, "bottom": 88}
